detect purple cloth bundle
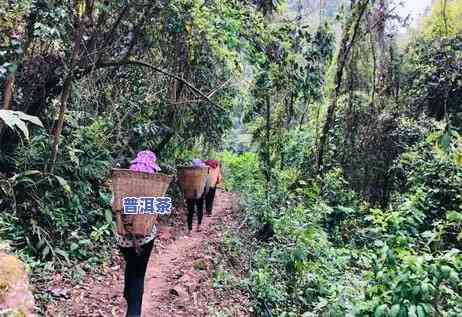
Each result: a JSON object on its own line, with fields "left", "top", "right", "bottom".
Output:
{"left": 129, "top": 150, "right": 161, "bottom": 174}
{"left": 192, "top": 159, "right": 206, "bottom": 167}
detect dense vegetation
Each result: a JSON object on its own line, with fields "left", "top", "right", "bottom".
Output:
{"left": 1, "top": 0, "right": 462, "bottom": 316}
{"left": 215, "top": 1, "right": 462, "bottom": 316}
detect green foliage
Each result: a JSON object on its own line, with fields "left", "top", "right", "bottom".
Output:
{"left": 423, "top": 0, "right": 462, "bottom": 38}
{"left": 279, "top": 126, "right": 317, "bottom": 176}
{"left": 0, "top": 117, "right": 114, "bottom": 265}
{"left": 255, "top": 0, "right": 285, "bottom": 16}
{"left": 219, "top": 151, "right": 263, "bottom": 193}
{"left": 216, "top": 135, "right": 462, "bottom": 316}
{"left": 244, "top": 19, "right": 334, "bottom": 179}
{"left": 217, "top": 152, "right": 364, "bottom": 316}
{"left": 390, "top": 131, "right": 462, "bottom": 249}
{"left": 357, "top": 247, "right": 462, "bottom": 317}
{"left": 403, "top": 35, "right": 462, "bottom": 124}
{"left": 213, "top": 3, "right": 462, "bottom": 317}
{"left": 0, "top": 0, "right": 250, "bottom": 270}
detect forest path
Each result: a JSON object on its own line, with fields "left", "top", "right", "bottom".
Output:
{"left": 142, "top": 191, "right": 242, "bottom": 317}
{"left": 45, "top": 191, "right": 250, "bottom": 317}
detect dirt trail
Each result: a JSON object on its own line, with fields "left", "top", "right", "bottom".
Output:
{"left": 143, "top": 191, "right": 237, "bottom": 316}
{"left": 45, "top": 191, "right": 250, "bottom": 317}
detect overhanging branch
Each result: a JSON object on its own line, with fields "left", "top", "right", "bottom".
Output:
{"left": 93, "top": 60, "right": 226, "bottom": 112}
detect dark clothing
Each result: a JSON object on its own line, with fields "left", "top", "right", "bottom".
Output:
{"left": 119, "top": 239, "right": 154, "bottom": 317}
{"left": 186, "top": 194, "right": 204, "bottom": 231}
{"left": 205, "top": 187, "right": 217, "bottom": 215}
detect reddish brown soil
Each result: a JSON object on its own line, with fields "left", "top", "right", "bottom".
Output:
{"left": 44, "top": 191, "right": 250, "bottom": 317}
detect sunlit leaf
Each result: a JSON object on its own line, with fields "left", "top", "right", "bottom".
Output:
{"left": 0, "top": 110, "right": 43, "bottom": 140}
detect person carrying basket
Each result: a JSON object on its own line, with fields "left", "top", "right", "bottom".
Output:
{"left": 203, "top": 159, "right": 222, "bottom": 217}
{"left": 176, "top": 159, "right": 209, "bottom": 234}
{"left": 112, "top": 150, "right": 171, "bottom": 317}
{"left": 186, "top": 159, "right": 207, "bottom": 233}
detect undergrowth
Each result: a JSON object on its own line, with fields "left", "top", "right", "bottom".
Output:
{"left": 216, "top": 142, "right": 462, "bottom": 317}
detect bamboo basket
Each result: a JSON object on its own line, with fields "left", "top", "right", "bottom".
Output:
{"left": 177, "top": 166, "right": 209, "bottom": 199}
{"left": 207, "top": 167, "right": 221, "bottom": 188}
{"left": 111, "top": 169, "right": 172, "bottom": 237}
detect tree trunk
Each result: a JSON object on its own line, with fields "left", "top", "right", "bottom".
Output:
{"left": 0, "top": 74, "right": 16, "bottom": 134}
{"left": 46, "top": 18, "right": 83, "bottom": 173}
{"left": 47, "top": 75, "right": 74, "bottom": 173}
{"left": 316, "top": 0, "right": 369, "bottom": 175}
{"left": 442, "top": 0, "right": 449, "bottom": 36}
{"left": 2, "top": 74, "right": 15, "bottom": 111}
{"left": 265, "top": 93, "right": 271, "bottom": 197}
{"left": 375, "top": 0, "right": 388, "bottom": 110}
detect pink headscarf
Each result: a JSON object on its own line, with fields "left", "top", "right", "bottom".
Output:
{"left": 205, "top": 159, "right": 219, "bottom": 169}
{"left": 129, "top": 150, "right": 161, "bottom": 173}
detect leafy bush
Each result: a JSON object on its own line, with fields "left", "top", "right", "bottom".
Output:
{"left": 216, "top": 145, "right": 462, "bottom": 317}
{"left": 356, "top": 246, "right": 462, "bottom": 317}
{"left": 0, "top": 117, "right": 114, "bottom": 265}
{"left": 403, "top": 35, "right": 462, "bottom": 124}
{"left": 220, "top": 151, "right": 264, "bottom": 194}
{"left": 391, "top": 132, "right": 462, "bottom": 250}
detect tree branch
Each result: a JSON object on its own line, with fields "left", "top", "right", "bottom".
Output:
{"left": 207, "top": 78, "right": 232, "bottom": 99}
{"left": 94, "top": 60, "right": 227, "bottom": 112}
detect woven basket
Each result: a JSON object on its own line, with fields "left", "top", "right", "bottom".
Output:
{"left": 111, "top": 169, "right": 172, "bottom": 237}
{"left": 177, "top": 166, "right": 209, "bottom": 199}
{"left": 207, "top": 167, "right": 221, "bottom": 188}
